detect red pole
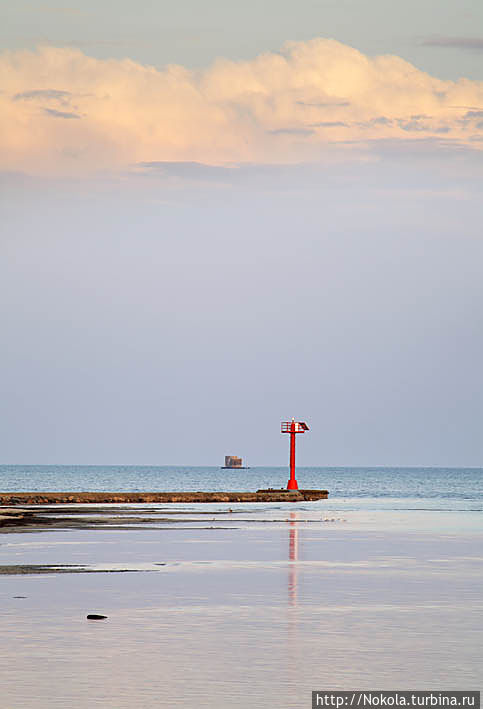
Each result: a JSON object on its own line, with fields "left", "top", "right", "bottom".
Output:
{"left": 287, "top": 420, "right": 298, "bottom": 490}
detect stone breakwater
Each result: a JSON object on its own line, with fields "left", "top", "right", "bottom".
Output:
{"left": 0, "top": 490, "right": 328, "bottom": 505}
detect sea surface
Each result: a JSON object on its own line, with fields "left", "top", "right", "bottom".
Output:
{"left": 1, "top": 464, "right": 482, "bottom": 499}
{"left": 1, "top": 466, "right": 482, "bottom": 708}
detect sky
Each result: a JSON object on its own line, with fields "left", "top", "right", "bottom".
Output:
{"left": 1, "top": 1, "right": 482, "bottom": 466}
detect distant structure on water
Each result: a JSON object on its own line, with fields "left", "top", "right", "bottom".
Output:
{"left": 221, "top": 455, "right": 249, "bottom": 469}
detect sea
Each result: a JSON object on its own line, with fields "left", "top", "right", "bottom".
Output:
{"left": 1, "top": 464, "right": 482, "bottom": 499}
{"left": 1, "top": 466, "right": 482, "bottom": 708}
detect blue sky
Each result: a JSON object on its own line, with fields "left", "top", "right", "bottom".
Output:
{"left": 1, "top": 1, "right": 482, "bottom": 465}
{"left": 2, "top": 0, "right": 483, "bottom": 80}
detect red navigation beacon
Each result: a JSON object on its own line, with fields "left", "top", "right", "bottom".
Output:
{"left": 281, "top": 418, "right": 309, "bottom": 490}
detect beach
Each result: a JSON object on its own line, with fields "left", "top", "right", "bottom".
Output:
{"left": 1, "top": 489, "right": 482, "bottom": 708}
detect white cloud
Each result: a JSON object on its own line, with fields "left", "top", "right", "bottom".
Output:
{"left": 0, "top": 38, "right": 482, "bottom": 174}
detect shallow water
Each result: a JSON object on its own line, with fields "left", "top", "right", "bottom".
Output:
{"left": 1, "top": 501, "right": 482, "bottom": 708}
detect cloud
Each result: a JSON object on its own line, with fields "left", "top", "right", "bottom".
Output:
{"left": 137, "top": 161, "right": 239, "bottom": 181}
{"left": 13, "top": 89, "right": 73, "bottom": 104}
{"left": 43, "top": 107, "right": 81, "bottom": 119}
{"left": 422, "top": 37, "right": 483, "bottom": 51}
{"left": 309, "top": 121, "right": 349, "bottom": 128}
{"left": 268, "top": 127, "right": 314, "bottom": 135}
{"left": 0, "top": 38, "right": 482, "bottom": 175}
{"left": 356, "top": 117, "right": 394, "bottom": 127}
{"left": 297, "top": 100, "right": 351, "bottom": 107}
{"left": 30, "top": 5, "right": 85, "bottom": 15}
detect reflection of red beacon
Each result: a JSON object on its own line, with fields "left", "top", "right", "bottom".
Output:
{"left": 281, "top": 418, "right": 309, "bottom": 490}
{"left": 288, "top": 511, "right": 298, "bottom": 607}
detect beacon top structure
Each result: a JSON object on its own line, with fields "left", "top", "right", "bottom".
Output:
{"left": 281, "top": 418, "right": 309, "bottom": 490}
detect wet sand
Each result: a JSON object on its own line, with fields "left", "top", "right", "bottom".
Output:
{"left": 0, "top": 503, "right": 280, "bottom": 533}
{"left": 0, "top": 564, "right": 145, "bottom": 574}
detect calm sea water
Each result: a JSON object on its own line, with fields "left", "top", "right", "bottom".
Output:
{"left": 1, "top": 465, "right": 482, "bottom": 707}
{"left": 0, "top": 465, "right": 481, "bottom": 502}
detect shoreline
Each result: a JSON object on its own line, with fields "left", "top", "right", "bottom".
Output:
{"left": 0, "top": 490, "right": 329, "bottom": 532}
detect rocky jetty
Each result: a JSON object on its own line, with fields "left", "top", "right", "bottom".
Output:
{"left": 0, "top": 490, "right": 328, "bottom": 506}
